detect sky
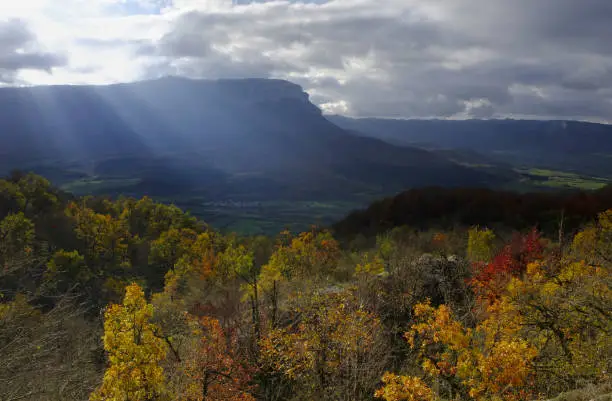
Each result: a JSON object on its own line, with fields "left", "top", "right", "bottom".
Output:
{"left": 1, "top": 0, "right": 611, "bottom": 121}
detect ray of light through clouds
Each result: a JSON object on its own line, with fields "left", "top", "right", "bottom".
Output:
{"left": 1, "top": 0, "right": 611, "bottom": 121}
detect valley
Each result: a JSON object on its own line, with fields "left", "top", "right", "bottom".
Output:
{"left": 1, "top": 78, "right": 611, "bottom": 234}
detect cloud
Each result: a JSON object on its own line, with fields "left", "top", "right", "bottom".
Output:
{"left": 5, "top": 0, "right": 612, "bottom": 121}
{"left": 0, "top": 19, "right": 66, "bottom": 83}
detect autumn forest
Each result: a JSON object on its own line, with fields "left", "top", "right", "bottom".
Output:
{"left": 0, "top": 172, "right": 610, "bottom": 401}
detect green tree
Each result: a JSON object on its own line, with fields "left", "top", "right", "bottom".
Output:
{"left": 0, "top": 212, "right": 35, "bottom": 275}
{"left": 16, "top": 173, "right": 57, "bottom": 215}
{"left": 45, "top": 249, "right": 91, "bottom": 294}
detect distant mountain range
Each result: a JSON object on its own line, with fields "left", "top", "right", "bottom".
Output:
{"left": 0, "top": 77, "right": 502, "bottom": 202}
{"left": 328, "top": 116, "right": 612, "bottom": 178}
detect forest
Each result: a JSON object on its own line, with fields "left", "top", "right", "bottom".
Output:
{"left": 0, "top": 172, "right": 610, "bottom": 401}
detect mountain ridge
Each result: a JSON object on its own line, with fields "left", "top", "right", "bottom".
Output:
{"left": 328, "top": 115, "right": 612, "bottom": 177}
{"left": 0, "top": 77, "right": 503, "bottom": 203}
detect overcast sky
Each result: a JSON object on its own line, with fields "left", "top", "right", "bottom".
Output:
{"left": 1, "top": 0, "right": 611, "bottom": 121}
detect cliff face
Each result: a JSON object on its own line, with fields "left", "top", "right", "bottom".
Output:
{"left": 0, "top": 77, "right": 317, "bottom": 163}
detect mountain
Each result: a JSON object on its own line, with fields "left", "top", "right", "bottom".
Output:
{"left": 0, "top": 77, "right": 504, "bottom": 206}
{"left": 328, "top": 116, "right": 612, "bottom": 177}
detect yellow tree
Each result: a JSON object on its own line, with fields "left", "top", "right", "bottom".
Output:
{"left": 91, "top": 283, "right": 168, "bottom": 401}
{"left": 260, "top": 290, "right": 388, "bottom": 400}
{"left": 572, "top": 209, "right": 612, "bottom": 265}
{"left": 386, "top": 298, "right": 537, "bottom": 401}
{"left": 0, "top": 179, "right": 26, "bottom": 215}
{"left": 467, "top": 226, "right": 495, "bottom": 264}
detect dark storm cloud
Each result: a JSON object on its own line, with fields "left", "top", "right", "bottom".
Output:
{"left": 138, "top": 0, "right": 612, "bottom": 120}
{"left": 0, "top": 19, "right": 67, "bottom": 83}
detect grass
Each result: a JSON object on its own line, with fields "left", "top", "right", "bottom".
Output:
{"left": 182, "top": 200, "right": 365, "bottom": 235}
{"left": 57, "top": 167, "right": 610, "bottom": 236}
{"left": 59, "top": 174, "right": 367, "bottom": 235}
{"left": 519, "top": 168, "right": 610, "bottom": 190}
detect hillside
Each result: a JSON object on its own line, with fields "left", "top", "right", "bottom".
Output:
{"left": 0, "top": 77, "right": 501, "bottom": 201}
{"left": 0, "top": 172, "right": 609, "bottom": 401}
{"left": 0, "top": 78, "right": 516, "bottom": 233}
{"left": 328, "top": 116, "right": 612, "bottom": 178}
{"left": 332, "top": 185, "right": 612, "bottom": 240}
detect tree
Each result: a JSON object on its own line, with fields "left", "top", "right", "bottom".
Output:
{"left": 0, "top": 179, "right": 26, "bottom": 217}
{"left": 466, "top": 226, "right": 495, "bottom": 264}
{"left": 0, "top": 213, "right": 35, "bottom": 287}
{"left": 45, "top": 249, "right": 91, "bottom": 294}
{"left": 259, "top": 290, "right": 388, "bottom": 400}
{"left": 91, "top": 283, "right": 168, "bottom": 401}
{"left": 161, "top": 232, "right": 217, "bottom": 298}
{"left": 469, "top": 228, "right": 544, "bottom": 302}
{"left": 258, "top": 229, "right": 340, "bottom": 328}
{"left": 572, "top": 208, "right": 612, "bottom": 265}
{"left": 0, "top": 212, "right": 34, "bottom": 266}
{"left": 261, "top": 229, "right": 340, "bottom": 282}
{"left": 507, "top": 260, "right": 610, "bottom": 394}
{"left": 149, "top": 228, "right": 198, "bottom": 273}
{"left": 66, "top": 201, "right": 131, "bottom": 269}
{"left": 178, "top": 316, "right": 255, "bottom": 401}
{"left": 15, "top": 173, "right": 57, "bottom": 215}
{"left": 405, "top": 299, "right": 537, "bottom": 401}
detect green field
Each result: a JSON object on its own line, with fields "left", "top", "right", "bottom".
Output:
{"left": 58, "top": 167, "right": 611, "bottom": 236}
{"left": 519, "top": 168, "right": 610, "bottom": 190}
{"left": 177, "top": 200, "right": 366, "bottom": 235}
{"left": 59, "top": 175, "right": 369, "bottom": 235}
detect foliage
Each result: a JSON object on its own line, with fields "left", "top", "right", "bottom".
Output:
{"left": 91, "top": 283, "right": 168, "bottom": 401}
{"left": 0, "top": 173, "right": 610, "bottom": 401}
{"left": 355, "top": 253, "right": 386, "bottom": 277}
{"left": 333, "top": 186, "right": 612, "bottom": 240}
{"left": 45, "top": 249, "right": 91, "bottom": 293}
{"left": 507, "top": 260, "right": 610, "bottom": 392}
{"left": 267, "top": 229, "right": 339, "bottom": 278}
{"left": 467, "top": 226, "right": 495, "bottom": 263}
{"left": 469, "top": 228, "right": 545, "bottom": 300}
{"left": 259, "top": 290, "right": 388, "bottom": 400}
{"left": 0, "top": 212, "right": 34, "bottom": 267}
{"left": 375, "top": 373, "right": 434, "bottom": 401}
{"left": 178, "top": 316, "right": 255, "bottom": 401}
{"left": 406, "top": 299, "right": 537, "bottom": 401}
{"left": 66, "top": 201, "right": 131, "bottom": 269}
